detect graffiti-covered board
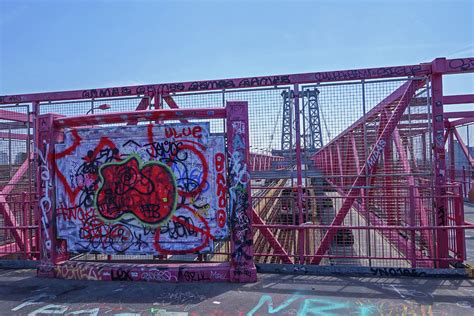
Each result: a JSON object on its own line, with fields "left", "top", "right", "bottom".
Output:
{"left": 55, "top": 123, "right": 228, "bottom": 255}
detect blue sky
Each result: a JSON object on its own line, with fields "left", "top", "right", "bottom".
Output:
{"left": 1, "top": 0, "right": 473, "bottom": 97}
{"left": 0, "top": 0, "right": 472, "bottom": 148}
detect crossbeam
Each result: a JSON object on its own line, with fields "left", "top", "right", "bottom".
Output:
{"left": 1, "top": 57, "right": 472, "bottom": 104}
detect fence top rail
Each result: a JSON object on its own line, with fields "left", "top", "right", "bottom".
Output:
{"left": 52, "top": 107, "right": 228, "bottom": 128}
{"left": 1, "top": 57, "right": 473, "bottom": 105}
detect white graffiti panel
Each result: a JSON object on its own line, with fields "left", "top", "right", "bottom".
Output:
{"left": 55, "top": 122, "right": 228, "bottom": 255}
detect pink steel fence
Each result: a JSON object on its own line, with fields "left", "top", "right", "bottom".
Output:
{"left": 0, "top": 193, "right": 38, "bottom": 259}
{"left": 0, "top": 104, "right": 36, "bottom": 260}
{"left": 0, "top": 57, "right": 472, "bottom": 278}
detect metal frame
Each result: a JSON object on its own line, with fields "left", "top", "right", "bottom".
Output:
{"left": 36, "top": 103, "right": 257, "bottom": 283}
{"left": 0, "top": 56, "right": 472, "bottom": 272}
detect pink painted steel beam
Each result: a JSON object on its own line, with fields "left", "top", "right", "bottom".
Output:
{"left": 2, "top": 57, "right": 473, "bottom": 104}
{"left": 444, "top": 111, "right": 474, "bottom": 119}
{"left": 448, "top": 117, "right": 474, "bottom": 127}
{"left": 53, "top": 107, "right": 227, "bottom": 128}
{"left": 0, "top": 109, "right": 31, "bottom": 123}
{"left": 401, "top": 111, "right": 474, "bottom": 121}
{"left": 445, "top": 58, "right": 474, "bottom": 74}
{"left": 311, "top": 80, "right": 421, "bottom": 265}
{"left": 0, "top": 154, "right": 33, "bottom": 251}
{"left": 443, "top": 94, "right": 474, "bottom": 105}
{"left": 163, "top": 95, "right": 189, "bottom": 124}
{"left": 431, "top": 59, "right": 450, "bottom": 268}
{"left": 0, "top": 132, "right": 31, "bottom": 141}
{"left": 252, "top": 210, "right": 292, "bottom": 264}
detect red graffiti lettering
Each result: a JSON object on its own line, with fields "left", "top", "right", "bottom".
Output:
{"left": 165, "top": 126, "right": 203, "bottom": 139}
{"left": 216, "top": 209, "right": 226, "bottom": 228}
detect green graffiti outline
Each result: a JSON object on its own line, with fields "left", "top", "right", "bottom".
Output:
{"left": 93, "top": 153, "right": 178, "bottom": 227}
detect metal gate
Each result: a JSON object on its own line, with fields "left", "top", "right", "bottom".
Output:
{"left": 35, "top": 102, "right": 258, "bottom": 282}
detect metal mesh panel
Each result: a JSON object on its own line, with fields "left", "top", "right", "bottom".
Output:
{"left": 39, "top": 96, "right": 151, "bottom": 117}
{"left": 0, "top": 71, "right": 466, "bottom": 270}
{"left": 224, "top": 87, "right": 289, "bottom": 151}
{"left": 163, "top": 91, "right": 225, "bottom": 135}
{"left": 450, "top": 123, "right": 474, "bottom": 197}
{"left": 0, "top": 104, "right": 37, "bottom": 259}
{"left": 248, "top": 78, "right": 457, "bottom": 268}
{"left": 0, "top": 105, "right": 33, "bottom": 194}
{"left": 166, "top": 87, "right": 290, "bottom": 151}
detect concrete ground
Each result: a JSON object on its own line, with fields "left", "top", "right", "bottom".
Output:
{"left": 0, "top": 202, "right": 472, "bottom": 315}
{"left": 0, "top": 268, "right": 473, "bottom": 315}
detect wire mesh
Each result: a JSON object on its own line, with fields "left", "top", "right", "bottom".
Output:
{"left": 0, "top": 73, "right": 468, "bottom": 269}
{"left": 39, "top": 96, "right": 151, "bottom": 117}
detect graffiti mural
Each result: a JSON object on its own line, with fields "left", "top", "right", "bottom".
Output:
{"left": 55, "top": 123, "right": 228, "bottom": 255}
{"left": 95, "top": 155, "right": 178, "bottom": 225}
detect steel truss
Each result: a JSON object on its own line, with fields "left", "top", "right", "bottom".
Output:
{"left": 0, "top": 56, "right": 472, "bottom": 274}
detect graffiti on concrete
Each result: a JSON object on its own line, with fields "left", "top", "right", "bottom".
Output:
{"left": 55, "top": 123, "right": 228, "bottom": 255}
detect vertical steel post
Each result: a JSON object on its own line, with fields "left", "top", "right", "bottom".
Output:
{"left": 449, "top": 129, "right": 455, "bottom": 183}
{"left": 37, "top": 113, "right": 62, "bottom": 276}
{"left": 422, "top": 132, "right": 427, "bottom": 165}
{"left": 22, "top": 191, "right": 27, "bottom": 259}
{"left": 455, "top": 184, "right": 466, "bottom": 261}
{"left": 8, "top": 127, "right": 11, "bottom": 177}
{"left": 26, "top": 104, "right": 32, "bottom": 198}
{"left": 384, "top": 135, "right": 396, "bottom": 225}
{"left": 361, "top": 79, "right": 371, "bottom": 265}
{"left": 227, "top": 101, "right": 257, "bottom": 282}
{"left": 293, "top": 85, "right": 305, "bottom": 264}
{"left": 463, "top": 166, "right": 467, "bottom": 197}
{"left": 431, "top": 58, "right": 450, "bottom": 268}
{"left": 409, "top": 185, "right": 417, "bottom": 267}
{"left": 32, "top": 101, "right": 40, "bottom": 258}
{"left": 468, "top": 124, "right": 472, "bottom": 195}
{"left": 281, "top": 90, "right": 293, "bottom": 151}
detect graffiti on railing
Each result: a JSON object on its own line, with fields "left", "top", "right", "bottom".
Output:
{"left": 229, "top": 120, "right": 253, "bottom": 278}
{"left": 38, "top": 141, "right": 52, "bottom": 253}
